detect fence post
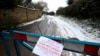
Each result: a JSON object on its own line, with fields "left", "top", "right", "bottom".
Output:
{"left": 0, "top": 33, "right": 11, "bottom": 56}
{"left": 14, "top": 40, "right": 21, "bottom": 56}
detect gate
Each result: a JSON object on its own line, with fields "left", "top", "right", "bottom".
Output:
{"left": 0, "top": 30, "right": 100, "bottom": 56}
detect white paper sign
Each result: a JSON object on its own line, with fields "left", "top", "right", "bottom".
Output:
{"left": 32, "top": 36, "right": 64, "bottom": 56}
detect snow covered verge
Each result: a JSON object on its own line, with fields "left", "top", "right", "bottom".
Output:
{"left": 60, "top": 16, "right": 100, "bottom": 43}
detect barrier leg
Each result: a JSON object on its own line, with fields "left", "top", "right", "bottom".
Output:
{"left": 0, "top": 34, "right": 11, "bottom": 56}
{"left": 14, "top": 40, "right": 21, "bottom": 56}
{"left": 19, "top": 41, "right": 33, "bottom": 51}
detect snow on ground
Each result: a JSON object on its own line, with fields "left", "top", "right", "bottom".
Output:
{"left": 19, "top": 15, "right": 100, "bottom": 56}
{"left": 60, "top": 16, "right": 100, "bottom": 43}
{"left": 19, "top": 15, "right": 100, "bottom": 43}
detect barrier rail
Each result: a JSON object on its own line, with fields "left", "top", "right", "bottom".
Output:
{"left": 0, "top": 30, "right": 100, "bottom": 56}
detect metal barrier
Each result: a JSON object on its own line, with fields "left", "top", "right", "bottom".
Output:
{"left": 0, "top": 30, "right": 100, "bottom": 56}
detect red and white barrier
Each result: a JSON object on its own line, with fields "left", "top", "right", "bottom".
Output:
{"left": 64, "top": 42, "right": 100, "bottom": 56}
{"left": 13, "top": 32, "right": 39, "bottom": 42}
{"left": 13, "top": 32, "right": 100, "bottom": 56}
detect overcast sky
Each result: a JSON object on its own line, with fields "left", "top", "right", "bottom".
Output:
{"left": 32, "top": 0, "right": 68, "bottom": 12}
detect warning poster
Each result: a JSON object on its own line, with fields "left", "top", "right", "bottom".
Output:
{"left": 32, "top": 36, "right": 64, "bottom": 56}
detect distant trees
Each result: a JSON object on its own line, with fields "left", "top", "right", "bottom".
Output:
{"left": 21, "top": 0, "right": 48, "bottom": 11}
{"left": 67, "top": 0, "right": 74, "bottom": 5}
{"left": 0, "top": 0, "right": 23, "bottom": 9}
{"left": 0, "top": 0, "right": 45, "bottom": 10}
{"left": 56, "top": 0, "right": 100, "bottom": 19}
